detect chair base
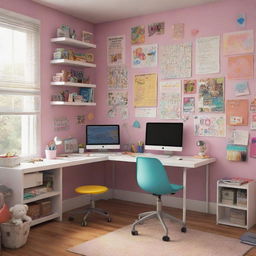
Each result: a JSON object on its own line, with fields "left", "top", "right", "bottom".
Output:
{"left": 69, "top": 196, "right": 111, "bottom": 226}
{"left": 131, "top": 196, "right": 186, "bottom": 241}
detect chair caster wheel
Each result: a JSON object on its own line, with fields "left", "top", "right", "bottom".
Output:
{"left": 68, "top": 216, "right": 74, "bottom": 221}
{"left": 131, "top": 230, "right": 138, "bottom": 236}
{"left": 81, "top": 221, "right": 87, "bottom": 227}
{"left": 107, "top": 217, "right": 112, "bottom": 222}
{"left": 181, "top": 227, "right": 187, "bottom": 233}
{"left": 162, "top": 235, "right": 170, "bottom": 242}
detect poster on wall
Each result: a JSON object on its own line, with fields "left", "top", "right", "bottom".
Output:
{"left": 134, "top": 73, "right": 157, "bottom": 107}
{"left": 195, "top": 36, "right": 220, "bottom": 74}
{"left": 183, "top": 79, "right": 197, "bottom": 94}
{"left": 148, "top": 22, "right": 164, "bottom": 36}
{"left": 107, "top": 35, "right": 125, "bottom": 66}
{"left": 132, "top": 44, "right": 158, "bottom": 68}
{"left": 172, "top": 23, "right": 184, "bottom": 40}
{"left": 107, "top": 66, "right": 128, "bottom": 89}
{"left": 233, "top": 81, "right": 249, "bottom": 96}
{"left": 198, "top": 77, "right": 224, "bottom": 112}
{"left": 160, "top": 43, "right": 192, "bottom": 79}
{"left": 131, "top": 25, "right": 145, "bottom": 44}
{"left": 194, "top": 115, "right": 226, "bottom": 137}
{"left": 226, "top": 99, "right": 249, "bottom": 126}
{"left": 158, "top": 80, "right": 181, "bottom": 119}
{"left": 183, "top": 97, "right": 195, "bottom": 113}
{"left": 135, "top": 108, "right": 157, "bottom": 118}
{"left": 108, "top": 91, "right": 128, "bottom": 106}
{"left": 227, "top": 55, "right": 254, "bottom": 80}
{"left": 223, "top": 30, "right": 254, "bottom": 55}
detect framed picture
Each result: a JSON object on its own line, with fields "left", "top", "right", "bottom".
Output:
{"left": 81, "top": 31, "right": 93, "bottom": 43}
{"left": 64, "top": 138, "right": 78, "bottom": 153}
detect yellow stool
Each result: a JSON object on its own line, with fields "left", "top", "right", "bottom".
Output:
{"left": 74, "top": 185, "right": 111, "bottom": 226}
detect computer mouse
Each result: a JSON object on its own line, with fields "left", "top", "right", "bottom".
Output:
{"left": 177, "top": 157, "right": 183, "bottom": 160}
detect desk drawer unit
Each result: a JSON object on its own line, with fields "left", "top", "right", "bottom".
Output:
{"left": 24, "top": 172, "right": 43, "bottom": 189}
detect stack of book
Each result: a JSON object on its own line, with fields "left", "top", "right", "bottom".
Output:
{"left": 219, "top": 177, "right": 253, "bottom": 186}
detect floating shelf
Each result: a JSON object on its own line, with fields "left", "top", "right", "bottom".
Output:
{"left": 51, "top": 37, "right": 96, "bottom": 49}
{"left": 50, "top": 59, "right": 96, "bottom": 68}
{"left": 51, "top": 101, "right": 96, "bottom": 106}
{"left": 51, "top": 81, "right": 96, "bottom": 88}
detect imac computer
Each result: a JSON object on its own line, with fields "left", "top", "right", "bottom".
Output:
{"left": 145, "top": 122, "right": 183, "bottom": 154}
{"left": 86, "top": 125, "right": 120, "bottom": 150}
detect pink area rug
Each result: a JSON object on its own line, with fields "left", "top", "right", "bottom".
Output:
{"left": 68, "top": 220, "right": 251, "bottom": 256}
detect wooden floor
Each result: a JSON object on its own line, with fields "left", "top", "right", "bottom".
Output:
{"left": 1, "top": 199, "right": 256, "bottom": 256}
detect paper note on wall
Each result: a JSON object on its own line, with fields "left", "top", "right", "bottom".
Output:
{"left": 135, "top": 108, "right": 157, "bottom": 118}
{"left": 134, "top": 73, "right": 157, "bottom": 107}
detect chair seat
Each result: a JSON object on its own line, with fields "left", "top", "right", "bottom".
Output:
{"left": 75, "top": 185, "right": 108, "bottom": 195}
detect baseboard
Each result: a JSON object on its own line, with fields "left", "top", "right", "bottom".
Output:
{"left": 63, "top": 189, "right": 216, "bottom": 215}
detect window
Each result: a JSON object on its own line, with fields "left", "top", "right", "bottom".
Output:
{"left": 0, "top": 9, "right": 40, "bottom": 157}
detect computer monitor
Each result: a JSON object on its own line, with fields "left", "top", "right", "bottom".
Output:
{"left": 145, "top": 122, "right": 183, "bottom": 153}
{"left": 86, "top": 125, "right": 120, "bottom": 150}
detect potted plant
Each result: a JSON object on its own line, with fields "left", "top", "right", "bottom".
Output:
{"left": 78, "top": 144, "right": 85, "bottom": 154}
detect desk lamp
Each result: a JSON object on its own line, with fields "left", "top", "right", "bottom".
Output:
{"left": 54, "top": 136, "right": 63, "bottom": 146}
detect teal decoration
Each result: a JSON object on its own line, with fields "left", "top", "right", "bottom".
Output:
{"left": 133, "top": 120, "right": 140, "bottom": 128}
{"left": 236, "top": 14, "right": 246, "bottom": 27}
{"left": 237, "top": 17, "right": 245, "bottom": 25}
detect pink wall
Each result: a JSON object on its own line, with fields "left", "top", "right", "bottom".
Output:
{"left": 94, "top": 0, "right": 256, "bottom": 202}
{"left": 1, "top": 0, "right": 256, "bottom": 203}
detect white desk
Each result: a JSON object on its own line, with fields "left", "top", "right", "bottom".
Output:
{"left": 0, "top": 153, "right": 215, "bottom": 227}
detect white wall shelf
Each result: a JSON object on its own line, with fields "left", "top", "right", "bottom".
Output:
{"left": 50, "top": 59, "right": 96, "bottom": 68}
{"left": 51, "top": 81, "right": 96, "bottom": 88}
{"left": 51, "top": 37, "right": 96, "bottom": 49}
{"left": 216, "top": 180, "right": 256, "bottom": 230}
{"left": 51, "top": 101, "right": 96, "bottom": 106}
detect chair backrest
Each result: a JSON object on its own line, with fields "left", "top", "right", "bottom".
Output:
{"left": 136, "top": 157, "right": 171, "bottom": 195}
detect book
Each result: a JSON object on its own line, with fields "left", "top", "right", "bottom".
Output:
{"left": 219, "top": 177, "right": 253, "bottom": 186}
{"left": 79, "top": 87, "right": 94, "bottom": 102}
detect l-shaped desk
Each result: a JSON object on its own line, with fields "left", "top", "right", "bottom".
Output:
{"left": 0, "top": 153, "right": 216, "bottom": 227}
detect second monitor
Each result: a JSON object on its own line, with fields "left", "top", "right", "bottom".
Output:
{"left": 86, "top": 125, "right": 120, "bottom": 150}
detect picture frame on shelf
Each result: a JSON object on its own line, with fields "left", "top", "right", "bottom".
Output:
{"left": 81, "top": 31, "right": 93, "bottom": 43}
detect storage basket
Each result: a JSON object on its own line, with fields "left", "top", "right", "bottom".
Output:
{"left": 0, "top": 220, "right": 31, "bottom": 249}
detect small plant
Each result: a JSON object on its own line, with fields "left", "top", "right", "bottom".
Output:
{"left": 78, "top": 143, "right": 85, "bottom": 148}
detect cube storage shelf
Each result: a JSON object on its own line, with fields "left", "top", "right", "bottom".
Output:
{"left": 50, "top": 36, "right": 96, "bottom": 106}
{"left": 216, "top": 180, "right": 256, "bottom": 229}
{"left": 0, "top": 167, "right": 62, "bottom": 227}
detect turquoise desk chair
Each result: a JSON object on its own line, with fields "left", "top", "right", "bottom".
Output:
{"left": 131, "top": 157, "right": 186, "bottom": 242}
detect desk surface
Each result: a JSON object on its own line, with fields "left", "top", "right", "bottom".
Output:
{"left": 0, "top": 153, "right": 216, "bottom": 173}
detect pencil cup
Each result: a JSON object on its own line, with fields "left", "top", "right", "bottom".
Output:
{"left": 137, "top": 145, "right": 144, "bottom": 153}
{"left": 45, "top": 150, "right": 56, "bottom": 159}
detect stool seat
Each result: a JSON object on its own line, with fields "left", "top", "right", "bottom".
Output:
{"left": 75, "top": 185, "right": 108, "bottom": 195}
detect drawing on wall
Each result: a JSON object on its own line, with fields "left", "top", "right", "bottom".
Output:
{"left": 160, "top": 43, "right": 192, "bottom": 79}
{"left": 183, "top": 97, "right": 195, "bottom": 113}
{"left": 54, "top": 117, "right": 69, "bottom": 131}
{"left": 107, "top": 66, "right": 128, "bottom": 89}
{"left": 184, "top": 80, "right": 197, "bottom": 94}
{"left": 198, "top": 77, "right": 224, "bottom": 113}
{"left": 132, "top": 44, "right": 157, "bottom": 68}
{"left": 223, "top": 30, "right": 254, "bottom": 55}
{"left": 77, "top": 115, "right": 85, "bottom": 125}
{"left": 226, "top": 99, "right": 249, "bottom": 126}
{"left": 107, "top": 91, "right": 128, "bottom": 119}
{"left": 172, "top": 23, "right": 184, "bottom": 40}
{"left": 251, "top": 114, "right": 256, "bottom": 130}
{"left": 236, "top": 14, "right": 246, "bottom": 27}
{"left": 234, "top": 81, "right": 249, "bottom": 96}
{"left": 107, "top": 35, "right": 125, "bottom": 66}
{"left": 196, "top": 36, "right": 220, "bottom": 74}
{"left": 250, "top": 98, "right": 256, "bottom": 112}
{"left": 135, "top": 108, "right": 157, "bottom": 118}
{"left": 227, "top": 55, "right": 254, "bottom": 80}
{"left": 148, "top": 22, "right": 164, "bottom": 36}
{"left": 194, "top": 115, "right": 226, "bottom": 137}
{"left": 131, "top": 25, "right": 145, "bottom": 44}
{"left": 134, "top": 73, "right": 157, "bottom": 107}
{"left": 159, "top": 80, "right": 181, "bottom": 119}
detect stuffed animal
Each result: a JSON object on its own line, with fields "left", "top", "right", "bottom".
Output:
{"left": 9, "top": 204, "right": 32, "bottom": 225}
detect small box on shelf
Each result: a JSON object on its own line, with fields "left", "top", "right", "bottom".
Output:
{"left": 230, "top": 208, "right": 246, "bottom": 226}
{"left": 40, "top": 200, "right": 52, "bottom": 217}
{"left": 237, "top": 189, "right": 247, "bottom": 207}
{"left": 221, "top": 188, "right": 236, "bottom": 205}
{"left": 27, "top": 203, "right": 40, "bottom": 220}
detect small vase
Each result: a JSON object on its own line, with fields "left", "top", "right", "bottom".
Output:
{"left": 79, "top": 148, "right": 84, "bottom": 154}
